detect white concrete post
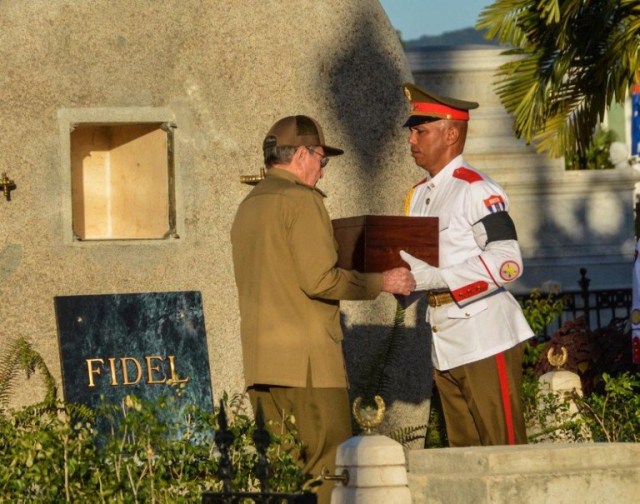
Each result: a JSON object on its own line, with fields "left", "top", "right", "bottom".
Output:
{"left": 330, "top": 434, "right": 412, "bottom": 504}
{"left": 539, "top": 368, "right": 583, "bottom": 416}
{"left": 530, "top": 350, "right": 589, "bottom": 442}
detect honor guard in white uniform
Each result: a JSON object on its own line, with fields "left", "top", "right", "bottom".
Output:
{"left": 631, "top": 239, "right": 640, "bottom": 363}
{"left": 400, "top": 83, "right": 534, "bottom": 446}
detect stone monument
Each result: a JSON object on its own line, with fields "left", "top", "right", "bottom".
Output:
{"left": 0, "top": 0, "right": 429, "bottom": 439}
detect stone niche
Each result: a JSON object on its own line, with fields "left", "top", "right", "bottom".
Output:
{"left": 70, "top": 123, "right": 176, "bottom": 241}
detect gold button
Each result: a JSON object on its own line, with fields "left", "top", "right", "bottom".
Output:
{"left": 432, "top": 326, "right": 438, "bottom": 332}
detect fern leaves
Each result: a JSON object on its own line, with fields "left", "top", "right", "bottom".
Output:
{"left": 361, "top": 302, "right": 407, "bottom": 406}
{"left": 0, "top": 337, "right": 57, "bottom": 411}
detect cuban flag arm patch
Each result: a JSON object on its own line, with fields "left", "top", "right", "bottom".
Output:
{"left": 484, "top": 194, "right": 506, "bottom": 213}
{"left": 499, "top": 260, "right": 521, "bottom": 282}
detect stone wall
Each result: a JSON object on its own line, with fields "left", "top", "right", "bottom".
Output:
{"left": 409, "top": 443, "right": 640, "bottom": 503}
{"left": 0, "top": 0, "right": 433, "bottom": 432}
{"left": 4, "top": 3, "right": 633, "bottom": 443}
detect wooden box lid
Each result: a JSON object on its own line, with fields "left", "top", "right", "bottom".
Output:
{"left": 332, "top": 215, "right": 439, "bottom": 273}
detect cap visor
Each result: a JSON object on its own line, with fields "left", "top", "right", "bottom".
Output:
{"left": 322, "top": 145, "right": 344, "bottom": 156}
{"left": 402, "top": 115, "right": 441, "bottom": 128}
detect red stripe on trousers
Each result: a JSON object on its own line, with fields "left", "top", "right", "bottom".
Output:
{"left": 495, "top": 352, "right": 515, "bottom": 445}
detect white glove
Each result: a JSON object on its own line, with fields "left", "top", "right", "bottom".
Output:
{"left": 399, "top": 250, "right": 447, "bottom": 292}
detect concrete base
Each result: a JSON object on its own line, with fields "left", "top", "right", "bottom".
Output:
{"left": 408, "top": 443, "right": 640, "bottom": 504}
{"left": 332, "top": 435, "right": 411, "bottom": 504}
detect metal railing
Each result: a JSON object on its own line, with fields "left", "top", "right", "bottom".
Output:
{"left": 201, "top": 400, "right": 316, "bottom": 504}
{"left": 515, "top": 268, "right": 632, "bottom": 337}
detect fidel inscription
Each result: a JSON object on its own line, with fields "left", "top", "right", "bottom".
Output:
{"left": 55, "top": 291, "right": 213, "bottom": 415}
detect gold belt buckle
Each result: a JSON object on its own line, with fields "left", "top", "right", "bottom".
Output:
{"left": 428, "top": 291, "right": 453, "bottom": 307}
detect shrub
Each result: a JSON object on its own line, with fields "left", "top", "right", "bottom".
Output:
{"left": 520, "top": 292, "right": 640, "bottom": 443}
{"left": 0, "top": 390, "right": 305, "bottom": 502}
{"left": 0, "top": 337, "right": 307, "bottom": 501}
{"left": 574, "top": 372, "right": 640, "bottom": 442}
{"left": 519, "top": 287, "right": 565, "bottom": 339}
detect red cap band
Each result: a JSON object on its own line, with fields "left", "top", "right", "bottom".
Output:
{"left": 410, "top": 102, "right": 469, "bottom": 120}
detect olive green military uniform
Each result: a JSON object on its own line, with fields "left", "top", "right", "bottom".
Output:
{"left": 231, "top": 167, "right": 382, "bottom": 502}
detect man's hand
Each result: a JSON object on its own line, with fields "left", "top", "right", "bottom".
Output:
{"left": 399, "top": 250, "right": 447, "bottom": 291}
{"left": 382, "top": 267, "right": 416, "bottom": 296}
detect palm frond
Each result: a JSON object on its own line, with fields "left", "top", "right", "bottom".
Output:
{"left": 480, "top": 0, "right": 640, "bottom": 160}
{"left": 476, "top": 0, "right": 532, "bottom": 48}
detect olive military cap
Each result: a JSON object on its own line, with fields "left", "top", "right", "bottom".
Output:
{"left": 402, "top": 82, "right": 479, "bottom": 127}
{"left": 263, "top": 115, "right": 344, "bottom": 156}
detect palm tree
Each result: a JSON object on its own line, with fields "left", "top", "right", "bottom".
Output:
{"left": 477, "top": 0, "right": 640, "bottom": 167}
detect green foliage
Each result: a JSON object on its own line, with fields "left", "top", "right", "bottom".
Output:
{"left": 361, "top": 302, "right": 430, "bottom": 446}
{"left": 0, "top": 337, "right": 57, "bottom": 412}
{"left": 522, "top": 371, "right": 589, "bottom": 443}
{"left": 423, "top": 387, "right": 448, "bottom": 448}
{"left": 361, "top": 302, "right": 406, "bottom": 408}
{"left": 565, "top": 127, "right": 618, "bottom": 170}
{"left": 477, "top": 0, "right": 640, "bottom": 161}
{"left": 519, "top": 287, "right": 565, "bottom": 338}
{"left": 521, "top": 322, "right": 640, "bottom": 444}
{"left": 0, "top": 395, "right": 304, "bottom": 502}
{"left": 521, "top": 364, "right": 541, "bottom": 434}
{"left": 520, "top": 344, "right": 560, "bottom": 442}
{"left": 0, "top": 402, "right": 97, "bottom": 502}
{"left": 519, "top": 289, "right": 582, "bottom": 442}
{"left": 524, "top": 371, "right": 640, "bottom": 443}
{"left": 0, "top": 390, "right": 305, "bottom": 502}
{"left": 0, "top": 337, "right": 306, "bottom": 501}
{"left": 574, "top": 372, "right": 640, "bottom": 442}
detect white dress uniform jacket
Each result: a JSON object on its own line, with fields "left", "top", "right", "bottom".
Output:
{"left": 631, "top": 239, "right": 640, "bottom": 363}
{"left": 407, "top": 155, "right": 533, "bottom": 370}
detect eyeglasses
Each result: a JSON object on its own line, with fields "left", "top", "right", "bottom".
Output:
{"left": 306, "top": 147, "right": 329, "bottom": 168}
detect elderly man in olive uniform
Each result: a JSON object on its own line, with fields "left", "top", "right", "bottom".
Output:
{"left": 231, "top": 115, "right": 415, "bottom": 502}
{"left": 399, "top": 83, "right": 534, "bottom": 447}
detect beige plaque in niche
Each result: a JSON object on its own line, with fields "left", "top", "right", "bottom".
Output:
{"left": 70, "top": 123, "right": 176, "bottom": 240}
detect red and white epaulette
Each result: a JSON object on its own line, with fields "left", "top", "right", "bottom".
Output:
{"left": 453, "top": 167, "right": 483, "bottom": 183}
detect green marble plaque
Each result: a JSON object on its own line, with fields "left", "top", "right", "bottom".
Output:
{"left": 54, "top": 291, "right": 213, "bottom": 418}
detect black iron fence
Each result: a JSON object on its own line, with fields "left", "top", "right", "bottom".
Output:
{"left": 514, "top": 268, "right": 632, "bottom": 337}
{"left": 201, "top": 400, "right": 316, "bottom": 504}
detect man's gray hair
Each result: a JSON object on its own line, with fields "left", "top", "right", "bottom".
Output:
{"left": 263, "top": 145, "right": 299, "bottom": 167}
{"left": 264, "top": 145, "right": 319, "bottom": 168}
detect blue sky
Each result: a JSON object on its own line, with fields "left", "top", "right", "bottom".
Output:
{"left": 379, "top": 0, "right": 493, "bottom": 40}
